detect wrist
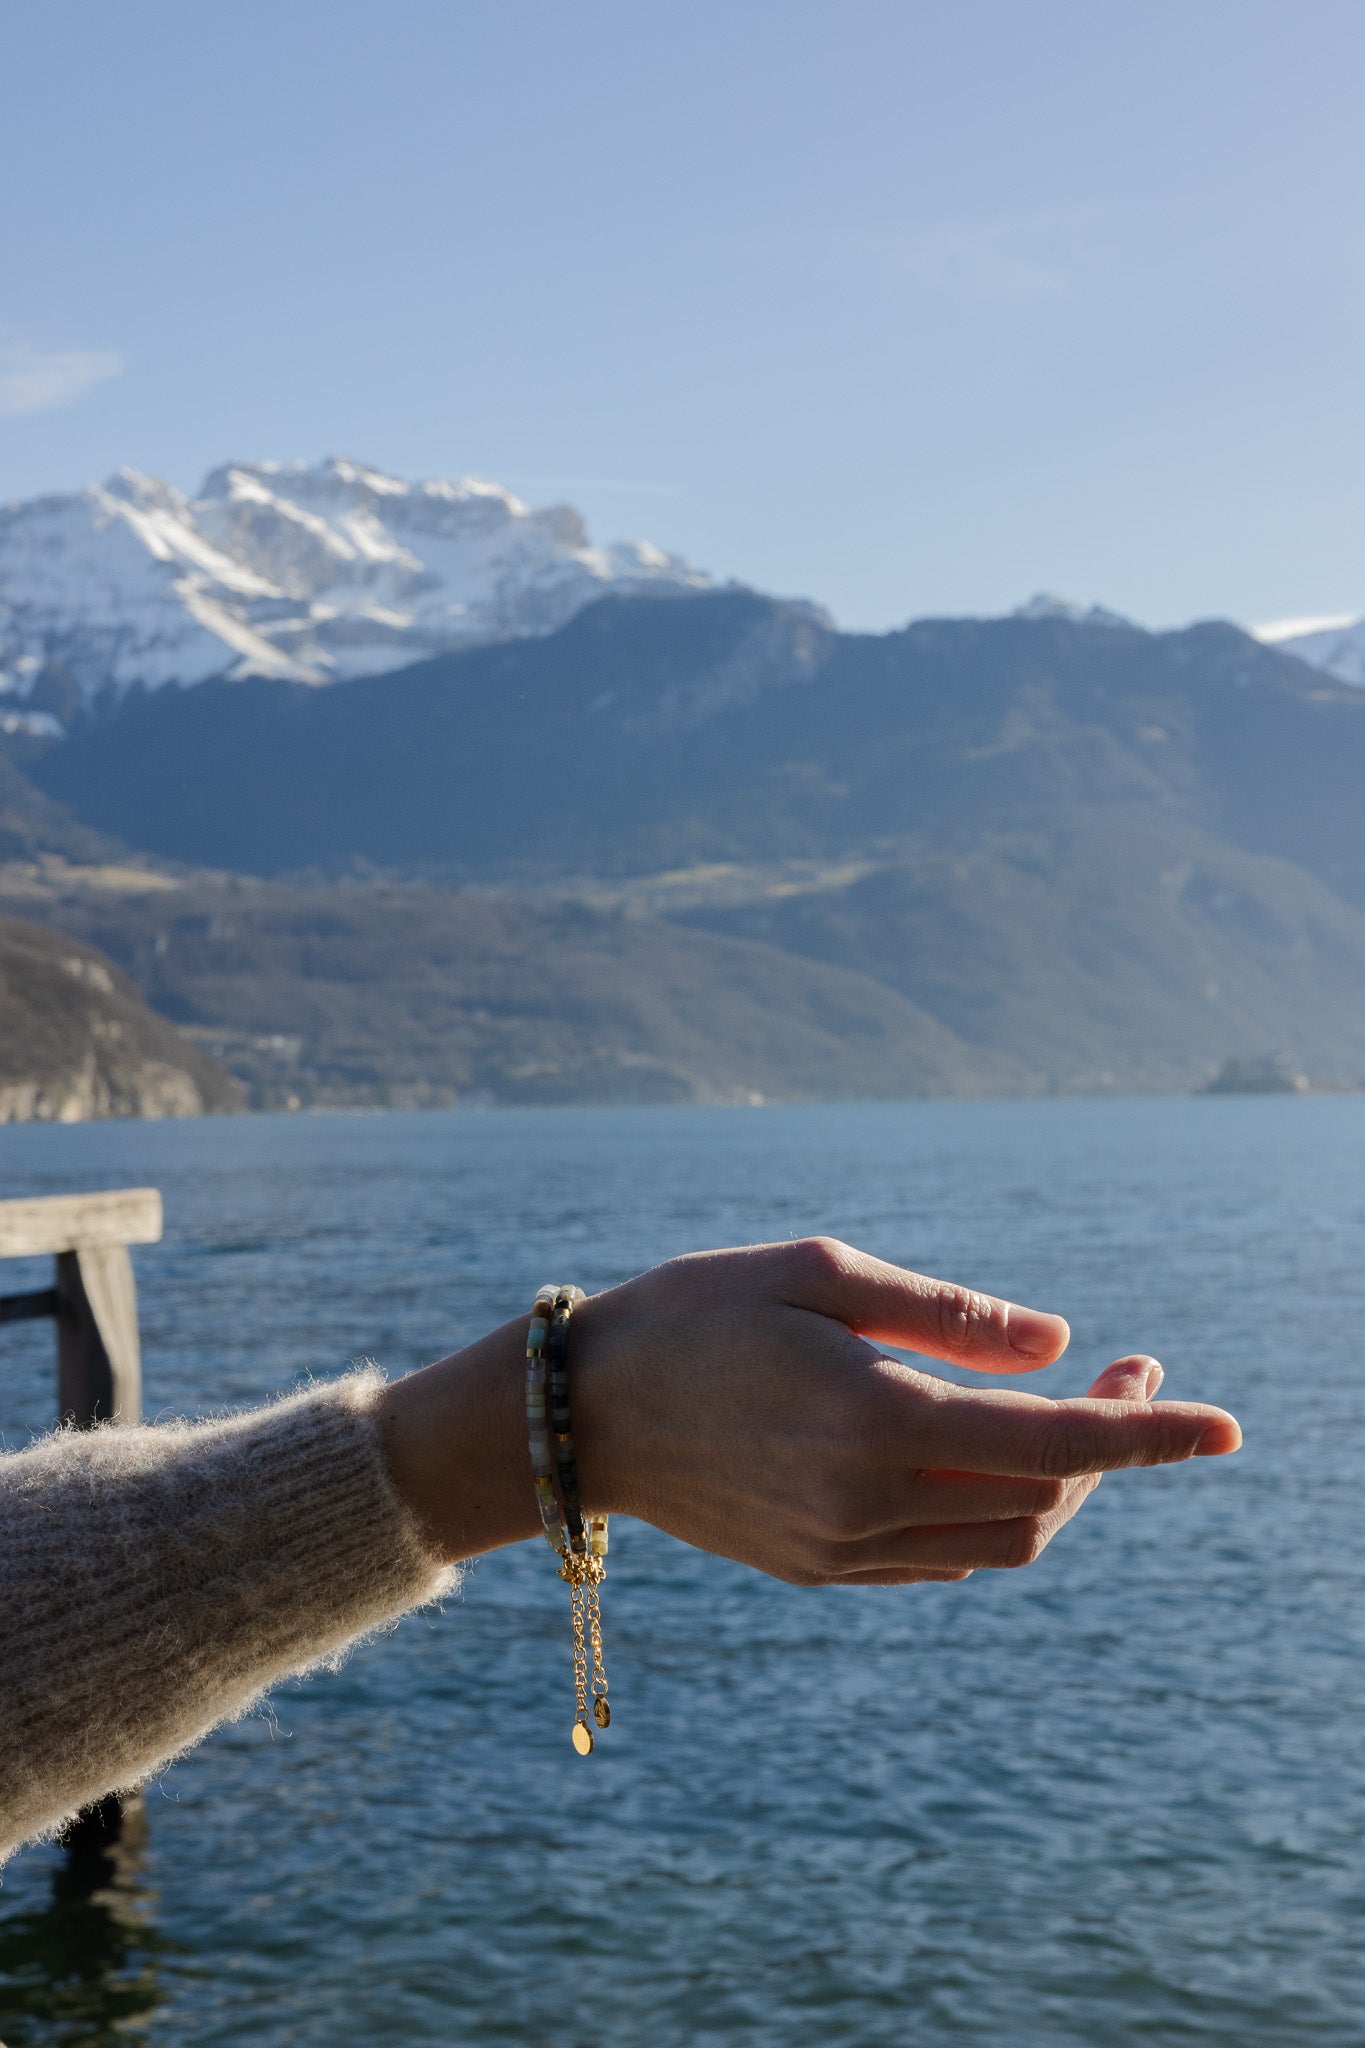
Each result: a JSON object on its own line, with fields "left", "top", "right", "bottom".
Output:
{"left": 550, "top": 1288, "right": 636, "bottom": 1519}
{"left": 376, "top": 1316, "right": 539, "bottom": 1563}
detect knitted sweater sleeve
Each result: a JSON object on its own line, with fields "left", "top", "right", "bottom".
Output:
{"left": 0, "top": 1370, "right": 457, "bottom": 1863}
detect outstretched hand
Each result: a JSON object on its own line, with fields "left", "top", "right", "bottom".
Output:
{"left": 569, "top": 1238, "right": 1240, "bottom": 1584}
{"left": 380, "top": 1237, "right": 1241, "bottom": 1578}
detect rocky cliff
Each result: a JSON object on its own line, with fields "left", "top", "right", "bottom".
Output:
{"left": 0, "top": 912, "right": 240, "bottom": 1121}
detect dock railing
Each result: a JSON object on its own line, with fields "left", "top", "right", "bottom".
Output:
{"left": 0, "top": 1186, "right": 163, "bottom": 1850}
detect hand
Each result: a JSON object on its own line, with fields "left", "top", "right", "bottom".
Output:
{"left": 380, "top": 1237, "right": 1240, "bottom": 1577}
{"left": 568, "top": 1238, "right": 1240, "bottom": 1584}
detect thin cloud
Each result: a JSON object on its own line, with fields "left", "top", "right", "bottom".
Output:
{"left": 816, "top": 201, "right": 1131, "bottom": 306}
{"left": 0, "top": 330, "right": 125, "bottom": 417}
{"left": 845, "top": 220, "right": 1071, "bottom": 304}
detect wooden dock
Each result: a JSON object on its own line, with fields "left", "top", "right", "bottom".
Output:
{"left": 0, "top": 1187, "right": 162, "bottom": 1851}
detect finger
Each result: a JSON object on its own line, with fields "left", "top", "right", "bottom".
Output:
{"left": 858, "top": 1469, "right": 1083, "bottom": 1532}
{"left": 779, "top": 1237, "right": 1069, "bottom": 1373}
{"left": 904, "top": 1378, "right": 1242, "bottom": 1477}
{"left": 836, "top": 1476, "right": 1097, "bottom": 1574}
{"left": 1088, "top": 1354, "right": 1164, "bottom": 1402}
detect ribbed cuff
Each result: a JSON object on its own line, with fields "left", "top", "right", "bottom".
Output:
{"left": 0, "top": 1371, "right": 458, "bottom": 1857}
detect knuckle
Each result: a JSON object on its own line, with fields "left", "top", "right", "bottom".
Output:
{"left": 1145, "top": 1417, "right": 1197, "bottom": 1466}
{"left": 932, "top": 1282, "right": 1003, "bottom": 1355}
{"left": 809, "top": 1469, "right": 890, "bottom": 1557}
{"left": 802, "top": 1375, "right": 886, "bottom": 1473}
{"left": 830, "top": 1391, "right": 893, "bottom": 1467}
{"left": 797, "top": 1533, "right": 847, "bottom": 1581}
{"left": 1001, "top": 1517, "right": 1049, "bottom": 1569}
{"left": 1032, "top": 1477, "right": 1070, "bottom": 1514}
{"left": 779, "top": 1562, "right": 825, "bottom": 1587}
{"left": 790, "top": 1235, "right": 853, "bottom": 1288}
{"left": 1037, "top": 1416, "right": 1098, "bottom": 1479}
{"left": 810, "top": 1485, "right": 871, "bottom": 1544}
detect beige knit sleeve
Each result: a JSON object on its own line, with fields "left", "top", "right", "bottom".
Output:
{"left": 0, "top": 1370, "right": 458, "bottom": 1862}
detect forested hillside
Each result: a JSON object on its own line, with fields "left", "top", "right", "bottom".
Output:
{"left": 6, "top": 592, "right": 1365, "bottom": 1105}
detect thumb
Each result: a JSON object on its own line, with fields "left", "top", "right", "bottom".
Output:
{"left": 1087, "top": 1354, "right": 1164, "bottom": 1403}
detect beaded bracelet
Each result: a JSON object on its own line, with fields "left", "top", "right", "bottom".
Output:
{"left": 547, "top": 1286, "right": 587, "bottom": 1555}
{"left": 525, "top": 1285, "right": 566, "bottom": 1553}
{"left": 525, "top": 1284, "right": 611, "bottom": 1754}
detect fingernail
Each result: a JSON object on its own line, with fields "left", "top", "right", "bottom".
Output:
{"left": 1007, "top": 1308, "right": 1069, "bottom": 1360}
{"left": 1142, "top": 1360, "right": 1164, "bottom": 1398}
{"left": 1195, "top": 1419, "right": 1242, "bottom": 1456}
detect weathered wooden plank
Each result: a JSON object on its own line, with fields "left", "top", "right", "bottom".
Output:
{"left": 56, "top": 1243, "right": 142, "bottom": 1426}
{"left": 0, "top": 1188, "right": 162, "bottom": 1259}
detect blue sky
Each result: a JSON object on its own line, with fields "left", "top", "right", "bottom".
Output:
{"left": 3, "top": 0, "right": 1364, "bottom": 632}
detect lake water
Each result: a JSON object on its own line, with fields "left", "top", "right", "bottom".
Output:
{"left": 0, "top": 1097, "right": 1362, "bottom": 2047}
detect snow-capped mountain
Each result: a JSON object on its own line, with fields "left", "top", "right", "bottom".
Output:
{"left": 0, "top": 458, "right": 712, "bottom": 714}
{"left": 1252, "top": 612, "right": 1365, "bottom": 686}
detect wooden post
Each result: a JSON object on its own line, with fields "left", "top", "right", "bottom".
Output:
{"left": 0, "top": 1188, "right": 161, "bottom": 1856}
{"left": 0, "top": 1189, "right": 159, "bottom": 1430}
{"left": 56, "top": 1243, "right": 142, "bottom": 1427}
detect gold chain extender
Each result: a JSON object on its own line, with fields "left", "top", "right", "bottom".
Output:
{"left": 562, "top": 1520, "right": 611, "bottom": 1752}
{"left": 528, "top": 1284, "right": 612, "bottom": 1755}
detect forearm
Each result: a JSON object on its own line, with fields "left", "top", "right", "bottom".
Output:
{"left": 0, "top": 1370, "right": 455, "bottom": 1861}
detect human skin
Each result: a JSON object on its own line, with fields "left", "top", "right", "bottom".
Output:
{"left": 376, "top": 1236, "right": 1241, "bottom": 1583}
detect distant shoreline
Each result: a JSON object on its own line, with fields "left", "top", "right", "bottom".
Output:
{"left": 5, "top": 1084, "right": 1363, "bottom": 1133}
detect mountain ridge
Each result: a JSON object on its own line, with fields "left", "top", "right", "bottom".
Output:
{"left": 6, "top": 586, "right": 1365, "bottom": 1104}
{"left": 30, "top": 591, "right": 1365, "bottom": 904}
{"left": 4, "top": 452, "right": 1361, "bottom": 713}
{"left": 0, "top": 457, "right": 713, "bottom": 709}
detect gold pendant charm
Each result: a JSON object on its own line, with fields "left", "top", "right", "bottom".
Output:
{"left": 593, "top": 1696, "right": 611, "bottom": 1728}
{"left": 572, "top": 1720, "right": 594, "bottom": 1756}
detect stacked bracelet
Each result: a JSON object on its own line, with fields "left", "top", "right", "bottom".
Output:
{"left": 525, "top": 1284, "right": 611, "bottom": 1754}
{"left": 526, "top": 1286, "right": 566, "bottom": 1552}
